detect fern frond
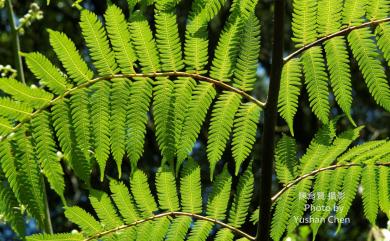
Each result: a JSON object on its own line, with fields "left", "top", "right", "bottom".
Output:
{"left": 12, "top": 129, "right": 45, "bottom": 228}
{"left": 110, "top": 80, "right": 131, "bottom": 176}
{"left": 207, "top": 91, "right": 242, "bottom": 178}
{"left": 342, "top": 0, "right": 368, "bottom": 25}
{"left": 26, "top": 233, "right": 84, "bottom": 241}
{"left": 378, "top": 166, "right": 390, "bottom": 217}
{"left": 291, "top": 0, "right": 318, "bottom": 47}
{"left": 130, "top": 170, "right": 158, "bottom": 216}
{"left": 275, "top": 135, "right": 298, "bottom": 185}
{"left": 105, "top": 5, "right": 136, "bottom": 74}
{"left": 0, "top": 78, "right": 53, "bottom": 108}
{"left": 126, "top": 78, "right": 153, "bottom": 170}
{"left": 348, "top": 28, "right": 390, "bottom": 111}
{"left": 361, "top": 164, "right": 379, "bottom": 224}
{"left": 69, "top": 89, "right": 91, "bottom": 161}
{"left": 215, "top": 228, "right": 234, "bottom": 241}
{"left": 0, "top": 97, "right": 33, "bottom": 121}
{"left": 155, "top": 1, "right": 184, "bottom": 71}
{"left": 367, "top": 0, "right": 389, "bottom": 20}
{"left": 165, "top": 216, "right": 192, "bottom": 241}
{"left": 187, "top": 221, "right": 214, "bottom": 241}
{"left": 110, "top": 180, "right": 139, "bottom": 224}
{"left": 48, "top": 30, "right": 93, "bottom": 84}
{"left": 232, "top": 14, "right": 260, "bottom": 91}
{"left": 0, "top": 140, "right": 20, "bottom": 200}
{"left": 23, "top": 52, "right": 71, "bottom": 95}
{"left": 0, "top": 173, "right": 25, "bottom": 236}
{"left": 153, "top": 78, "right": 176, "bottom": 165}
{"left": 64, "top": 206, "right": 103, "bottom": 235}
{"left": 338, "top": 140, "right": 387, "bottom": 163}
{"left": 232, "top": 103, "right": 261, "bottom": 175}
{"left": 278, "top": 59, "right": 302, "bottom": 135}
{"left": 177, "top": 82, "right": 216, "bottom": 171}
{"left": 228, "top": 167, "right": 254, "bottom": 227}
{"left": 271, "top": 188, "right": 295, "bottom": 241}
{"left": 180, "top": 158, "right": 202, "bottom": 214}
{"left": 301, "top": 47, "right": 330, "bottom": 123}
{"left": 52, "top": 100, "right": 90, "bottom": 182}
{"left": 90, "top": 82, "right": 111, "bottom": 181}
{"left": 0, "top": 117, "right": 13, "bottom": 136}
{"left": 156, "top": 166, "right": 179, "bottom": 211}
{"left": 324, "top": 37, "right": 354, "bottom": 123}
{"left": 129, "top": 11, "right": 160, "bottom": 72}
{"left": 89, "top": 191, "right": 123, "bottom": 229}
{"left": 150, "top": 218, "right": 171, "bottom": 241}
{"left": 317, "top": 0, "right": 343, "bottom": 35}
{"left": 376, "top": 23, "right": 390, "bottom": 66}
{"left": 80, "top": 10, "right": 118, "bottom": 75}
{"left": 31, "top": 111, "right": 65, "bottom": 201}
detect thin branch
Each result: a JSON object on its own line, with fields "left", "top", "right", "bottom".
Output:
{"left": 83, "top": 211, "right": 256, "bottom": 241}
{"left": 271, "top": 162, "right": 390, "bottom": 203}
{"left": 5, "top": 0, "right": 25, "bottom": 84}
{"left": 0, "top": 71, "right": 265, "bottom": 143}
{"left": 283, "top": 17, "right": 390, "bottom": 63}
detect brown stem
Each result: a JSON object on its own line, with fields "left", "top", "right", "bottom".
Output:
{"left": 0, "top": 71, "right": 265, "bottom": 143}
{"left": 83, "top": 211, "right": 255, "bottom": 241}
{"left": 283, "top": 17, "right": 390, "bottom": 63}
{"left": 256, "top": 0, "right": 285, "bottom": 240}
{"left": 271, "top": 162, "right": 390, "bottom": 203}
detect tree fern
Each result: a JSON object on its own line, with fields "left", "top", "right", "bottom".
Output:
{"left": 27, "top": 233, "right": 84, "bottom": 241}
{"left": 156, "top": 166, "right": 179, "bottom": 211}
{"left": 342, "top": 0, "right": 367, "bottom": 26}
{"left": 48, "top": 30, "right": 93, "bottom": 84}
{"left": 275, "top": 135, "right": 298, "bottom": 185}
{"left": 378, "top": 165, "right": 390, "bottom": 217}
{"left": 376, "top": 23, "right": 390, "bottom": 66}
{"left": 89, "top": 191, "right": 123, "bottom": 229}
{"left": 0, "top": 140, "right": 20, "bottom": 201}
{"left": 291, "top": 0, "right": 318, "bottom": 47}
{"left": 110, "top": 180, "right": 140, "bottom": 224}
{"left": 0, "top": 117, "right": 13, "bottom": 136}
{"left": 271, "top": 188, "right": 295, "bottom": 241}
{"left": 131, "top": 170, "right": 158, "bottom": 216}
{"left": 0, "top": 97, "right": 33, "bottom": 121}
{"left": 361, "top": 163, "right": 379, "bottom": 224}
{"left": 64, "top": 206, "right": 103, "bottom": 235}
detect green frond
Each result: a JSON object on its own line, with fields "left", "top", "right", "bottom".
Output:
{"left": 187, "top": 221, "right": 214, "bottom": 241}
{"left": 291, "top": 0, "right": 318, "bottom": 47}
{"left": 80, "top": 10, "right": 118, "bottom": 75}
{"left": 156, "top": 166, "right": 179, "bottom": 211}
{"left": 110, "top": 180, "right": 139, "bottom": 224}
{"left": 90, "top": 81, "right": 111, "bottom": 181}
{"left": 52, "top": 100, "right": 90, "bottom": 182}
{"left": 361, "top": 164, "right": 379, "bottom": 224}
{"left": 301, "top": 47, "right": 330, "bottom": 123}
{"left": 0, "top": 78, "right": 53, "bottom": 108}
{"left": 0, "top": 97, "right": 33, "bottom": 121}
{"left": 0, "top": 140, "right": 20, "bottom": 201}
{"left": 64, "top": 206, "right": 103, "bottom": 235}
{"left": 23, "top": 52, "right": 71, "bottom": 95}
{"left": 69, "top": 89, "right": 91, "bottom": 161}
{"left": 105, "top": 5, "right": 136, "bottom": 74}
{"left": 130, "top": 170, "right": 158, "bottom": 216}
{"left": 129, "top": 11, "right": 160, "bottom": 72}
{"left": 232, "top": 103, "right": 261, "bottom": 175}
{"left": 31, "top": 111, "right": 65, "bottom": 201}
{"left": 153, "top": 78, "right": 176, "bottom": 165}
{"left": 126, "top": 78, "right": 153, "bottom": 170}
{"left": 348, "top": 28, "right": 390, "bottom": 111}
{"left": 250, "top": 208, "right": 259, "bottom": 224}
{"left": 367, "top": 0, "right": 390, "bottom": 20}
{"left": 207, "top": 92, "right": 242, "bottom": 178}
{"left": 275, "top": 135, "right": 298, "bottom": 184}
{"left": 180, "top": 158, "right": 202, "bottom": 214}
{"left": 378, "top": 166, "right": 390, "bottom": 217}
{"left": 150, "top": 218, "right": 171, "bottom": 241}
{"left": 376, "top": 23, "right": 390, "bottom": 67}
{"left": 166, "top": 216, "right": 192, "bottom": 241}
{"left": 271, "top": 188, "right": 295, "bottom": 241}
{"left": 338, "top": 140, "right": 387, "bottom": 163}
{"left": 215, "top": 228, "right": 234, "bottom": 241}
{"left": 110, "top": 80, "right": 131, "bottom": 176}
{"left": 324, "top": 37, "right": 354, "bottom": 124}
{"left": 155, "top": 1, "right": 184, "bottom": 71}
{"left": 0, "top": 174, "right": 25, "bottom": 236}
{"left": 12, "top": 129, "right": 45, "bottom": 228}
{"left": 0, "top": 117, "right": 13, "bottom": 136}
{"left": 177, "top": 82, "right": 216, "bottom": 171}
{"left": 342, "top": 0, "right": 368, "bottom": 25}
{"left": 335, "top": 166, "right": 362, "bottom": 220}
{"left": 228, "top": 167, "right": 254, "bottom": 227}
{"left": 278, "top": 59, "right": 302, "bottom": 135}
{"left": 89, "top": 191, "right": 123, "bottom": 229}
{"left": 135, "top": 222, "right": 153, "bottom": 241}
{"left": 26, "top": 233, "right": 84, "bottom": 241}
{"left": 48, "top": 30, "right": 93, "bottom": 84}
{"left": 232, "top": 14, "right": 261, "bottom": 92}
{"left": 317, "top": 0, "right": 343, "bottom": 35}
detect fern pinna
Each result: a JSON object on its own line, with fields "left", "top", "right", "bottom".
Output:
{"left": 0, "top": 0, "right": 389, "bottom": 241}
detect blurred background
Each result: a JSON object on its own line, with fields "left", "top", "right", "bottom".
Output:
{"left": 0, "top": 0, "right": 389, "bottom": 240}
